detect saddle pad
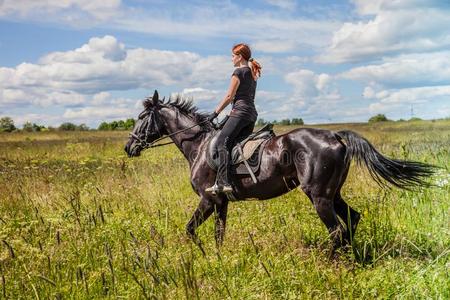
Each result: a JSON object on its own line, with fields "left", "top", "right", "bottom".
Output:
{"left": 234, "top": 138, "right": 266, "bottom": 165}
{"left": 233, "top": 139, "right": 269, "bottom": 175}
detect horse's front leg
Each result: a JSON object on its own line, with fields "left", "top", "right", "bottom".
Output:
{"left": 214, "top": 199, "right": 228, "bottom": 247}
{"left": 186, "top": 196, "right": 214, "bottom": 242}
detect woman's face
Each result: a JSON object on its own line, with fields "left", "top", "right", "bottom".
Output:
{"left": 232, "top": 52, "right": 242, "bottom": 67}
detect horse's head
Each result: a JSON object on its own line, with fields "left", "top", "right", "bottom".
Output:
{"left": 124, "top": 90, "right": 167, "bottom": 157}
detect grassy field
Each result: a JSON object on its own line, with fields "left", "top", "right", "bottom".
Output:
{"left": 0, "top": 120, "right": 449, "bottom": 299}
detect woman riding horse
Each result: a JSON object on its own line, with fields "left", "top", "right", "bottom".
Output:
{"left": 205, "top": 43, "right": 262, "bottom": 195}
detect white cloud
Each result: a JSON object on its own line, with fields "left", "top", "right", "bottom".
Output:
{"left": 252, "top": 39, "right": 298, "bottom": 54}
{"left": 91, "top": 91, "right": 111, "bottom": 105}
{"left": 264, "top": 0, "right": 297, "bottom": 10}
{"left": 0, "top": 35, "right": 240, "bottom": 126}
{"left": 2, "top": 2, "right": 449, "bottom": 125}
{"left": 319, "top": 1, "right": 450, "bottom": 63}
{"left": 363, "top": 86, "right": 375, "bottom": 99}
{"left": 254, "top": 90, "right": 292, "bottom": 120}
{"left": 284, "top": 69, "right": 338, "bottom": 101}
{"left": 351, "top": 0, "right": 442, "bottom": 15}
{"left": 341, "top": 51, "right": 450, "bottom": 87}
{"left": 0, "top": 0, "right": 122, "bottom": 23}
{"left": 0, "top": 88, "right": 87, "bottom": 107}
{"left": 9, "top": 113, "right": 64, "bottom": 128}
{"left": 0, "top": 1, "right": 338, "bottom": 54}
{"left": 285, "top": 69, "right": 320, "bottom": 99}
{"left": 172, "top": 87, "right": 221, "bottom": 104}
{"left": 63, "top": 105, "right": 137, "bottom": 120}
{"left": 116, "top": 14, "right": 338, "bottom": 54}
{"left": 370, "top": 85, "right": 450, "bottom": 104}
{"left": 359, "top": 85, "right": 450, "bottom": 119}
{"left": 269, "top": 69, "right": 344, "bottom": 122}
{"left": 0, "top": 36, "right": 231, "bottom": 108}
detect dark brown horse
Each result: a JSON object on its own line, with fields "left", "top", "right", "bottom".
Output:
{"left": 125, "top": 91, "right": 435, "bottom": 250}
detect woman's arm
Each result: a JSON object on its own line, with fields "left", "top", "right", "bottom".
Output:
{"left": 214, "top": 75, "right": 240, "bottom": 114}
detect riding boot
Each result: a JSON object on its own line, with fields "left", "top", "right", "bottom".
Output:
{"left": 215, "top": 156, "right": 233, "bottom": 193}
{"left": 205, "top": 140, "right": 233, "bottom": 195}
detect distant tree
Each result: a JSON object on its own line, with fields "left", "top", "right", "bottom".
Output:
{"left": 291, "top": 118, "right": 304, "bottom": 125}
{"left": 368, "top": 114, "right": 389, "bottom": 123}
{"left": 117, "top": 120, "right": 126, "bottom": 130}
{"left": 256, "top": 118, "right": 267, "bottom": 126}
{"left": 33, "top": 123, "right": 45, "bottom": 131}
{"left": 0, "top": 117, "right": 16, "bottom": 132}
{"left": 110, "top": 121, "right": 119, "bottom": 130}
{"left": 409, "top": 117, "right": 422, "bottom": 122}
{"left": 280, "top": 119, "right": 291, "bottom": 126}
{"left": 98, "top": 119, "right": 135, "bottom": 130}
{"left": 23, "top": 122, "right": 44, "bottom": 132}
{"left": 98, "top": 122, "right": 111, "bottom": 130}
{"left": 124, "top": 118, "right": 135, "bottom": 130}
{"left": 22, "top": 121, "right": 34, "bottom": 132}
{"left": 59, "top": 122, "right": 77, "bottom": 131}
{"left": 77, "top": 123, "right": 89, "bottom": 131}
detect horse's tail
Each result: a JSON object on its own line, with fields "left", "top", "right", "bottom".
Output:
{"left": 336, "top": 130, "right": 436, "bottom": 189}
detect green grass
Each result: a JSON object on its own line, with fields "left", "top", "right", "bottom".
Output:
{"left": 1, "top": 121, "right": 449, "bottom": 299}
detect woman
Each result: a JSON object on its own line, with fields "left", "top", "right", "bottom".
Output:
{"left": 205, "top": 43, "right": 262, "bottom": 194}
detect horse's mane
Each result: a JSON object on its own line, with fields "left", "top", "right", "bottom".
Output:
{"left": 143, "top": 94, "right": 213, "bottom": 131}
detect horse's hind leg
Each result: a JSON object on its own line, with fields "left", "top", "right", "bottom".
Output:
{"left": 334, "top": 192, "right": 360, "bottom": 245}
{"left": 332, "top": 165, "right": 360, "bottom": 245}
{"left": 299, "top": 164, "right": 345, "bottom": 250}
{"left": 310, "top": 193, "right": 346, "bottom": 250}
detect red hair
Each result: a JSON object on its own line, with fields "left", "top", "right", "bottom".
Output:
{"left": 232, "top": 43, "right": 261, "bottom": 80}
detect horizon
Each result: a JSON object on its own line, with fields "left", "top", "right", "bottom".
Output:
{"left": 1, "top": 0, "right": 449, "bottom": 127}
{"left": 7, "top": 114, "right": 446, "bottom": 132}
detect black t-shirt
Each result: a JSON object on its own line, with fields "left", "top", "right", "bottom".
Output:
{"left": 230, "top": 66, "right": 258, "bottom": 122}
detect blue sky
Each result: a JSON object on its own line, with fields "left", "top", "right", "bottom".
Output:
{"left": 1, "top": 0, "right": 449, "bottom": 127}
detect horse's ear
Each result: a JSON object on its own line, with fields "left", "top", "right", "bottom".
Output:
{"left": 152, "top": 90, "right": 159, "bottom": 105}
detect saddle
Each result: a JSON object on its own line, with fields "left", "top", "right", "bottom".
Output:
{"left": 206, "top": 123, "right": 275, "bottom": 182}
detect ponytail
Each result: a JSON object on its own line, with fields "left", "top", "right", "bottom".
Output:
{"left": 232, "top": 43, "right": 262, "bottom": 80}
{"left": 248, "top": 58, "right": 262, "bottom": 80}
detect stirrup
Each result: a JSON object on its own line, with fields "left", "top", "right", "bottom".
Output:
{"left": 205, "top": 183, "right": 233, "bottom": 195}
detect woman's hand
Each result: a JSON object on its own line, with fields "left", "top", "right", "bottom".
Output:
{"left": 207, "top": 111, "right": 218, "bottom": 122}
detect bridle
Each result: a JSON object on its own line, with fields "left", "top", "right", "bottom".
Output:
{"left": 128, "top": 110, "right": 210, "bottom": 149}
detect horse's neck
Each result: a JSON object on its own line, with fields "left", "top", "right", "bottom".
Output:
{"left": 161, "top": 109, "right": 207, "bottom": 166}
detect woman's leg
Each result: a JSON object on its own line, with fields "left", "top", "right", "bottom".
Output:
{"left": 208, "top": 117, "right": 254, "bottom": 192}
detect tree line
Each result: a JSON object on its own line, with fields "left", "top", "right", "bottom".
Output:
{"left": 0, "top": 117, "right": 136, "bottom": 132}
{"left": 97, "top": 119, "right": 135, "bottom": 130}
{"left": 368, "top": 114, "right": 424, "bottom": 123}
{"left": 0, "top": 117, "right": 91, "bottom": 132}
{"left": 257, "top": 118, "right": 304, "bottom": 126}
{"left": 0, "top": 114, "right": 431, "bottom": 133}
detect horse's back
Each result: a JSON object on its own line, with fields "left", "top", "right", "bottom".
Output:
{"left": 267, "top": 127, "right": 344, "bottom": 152}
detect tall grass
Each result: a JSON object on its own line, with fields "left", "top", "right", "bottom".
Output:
{"left": 0, "top": 121, "right": 449, "bottom": 298}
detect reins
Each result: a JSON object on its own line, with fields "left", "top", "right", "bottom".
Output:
{"left": 130, "top": 119, "right": 211, "bottom": 149}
